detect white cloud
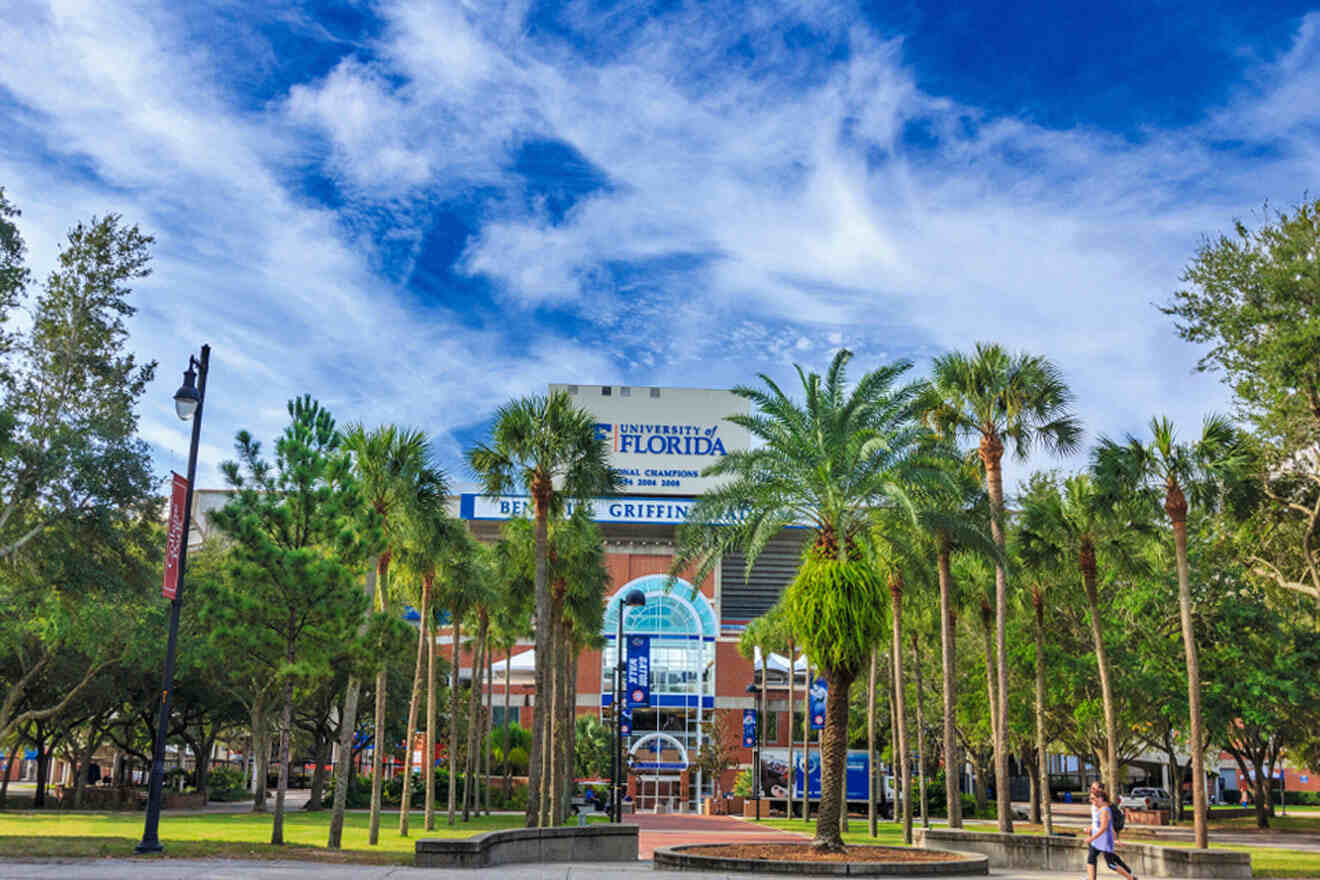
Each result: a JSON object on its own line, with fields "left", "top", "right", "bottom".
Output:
{"left": 2, "top": 0, "right": 1318, "bottom": 494}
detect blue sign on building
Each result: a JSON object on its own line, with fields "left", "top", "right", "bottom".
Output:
{"left": 626, "top": 635, "right": 651, "bottom": 707}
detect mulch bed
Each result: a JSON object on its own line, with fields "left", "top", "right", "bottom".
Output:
{"left": 680, "top": 843, "right": 966, "bottom": 863}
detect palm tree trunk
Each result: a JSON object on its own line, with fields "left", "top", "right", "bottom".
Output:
{"left": 938, "top": 535, "right": 961, "bottom": 827}
{"left": 887, "top": 649, "right": 900, "bottom": 825}
{"left": 912, "top": 630, "right": 929, "bottom": 829}
{"left": 1169, "top": 487, "right": 1208, "bottom": 849}
{"left": 1080, "top": 543, "right": 1120, "bottom": 799}
{"left": 503, "top": 652, "right": 512, "bottom": 800}
{"left": 557, "top": 624, "right": 576, "bottom": 824}
{"left": 424, "top": 590, "right": 437, "bottom": 830}
{"left": 448, "top": 617, "right": 462, "bottom": 825}
{"left": 980, "top": 599, "right": 998, "bottom": 762}
{"left": 369, "top": 552, "right": 392, "bottom": 845}
{"left": 787, "top": 639, "right": 796, "bottom": 820}
{"left": 802, "top": 662, "right": 812, "bottom": 824}
{"left": 480, "top": 643, "right": 491, "bottom": 817}
{"left": 890, "top": 574, "right": 911, "bottom": 845}
{"left": 541, "top": 595, "right": 562, "bottom": 827}
{"left": 271, "top": 639, "right": 295, "bottom": 846}
{"left": 399, "top": 577, "right": 430, "bottom": 836}
{"left": 867, "top": 646, "right": 878, "bottom": 838}
{"left": 980, "top": 437, "right": 1013, "bottom": 832}
{"left": 1032, "top": 587, "right": 1054, "bottom": 835}
{"left": 463, "top": 617, "right": 487, "bottom": 821}
{"left": 329, "top": 562, "right": 377, "bottom": 849}
{"left": 812, "top": 665, "right": 854, "bottom": 852}
{"left": 527, "top": 481, "right": 552, "bottom": 828}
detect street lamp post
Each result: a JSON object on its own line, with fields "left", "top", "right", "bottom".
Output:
{"left": 747, "top": 683, "right": 761, "bottom": 821}
{"left": 613, "top": 588, "right": 646, "bottom": 823}
{"left": 136, "top": 345, "right": 210, "bottom": 854}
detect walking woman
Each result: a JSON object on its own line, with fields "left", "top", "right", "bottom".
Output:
{"left": 1084, "top": 787, "right": 1136, "bottom": 880}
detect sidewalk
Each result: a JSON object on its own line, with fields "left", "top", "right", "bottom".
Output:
{"left": 0, "top": 859, "right": 1094, "bottom": 879}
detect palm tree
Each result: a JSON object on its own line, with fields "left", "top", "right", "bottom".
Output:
{"left": 326, "top": 426, "right": 437, "bottom": 849}
{"left": 674, "top": 349, "right": 933, "bottom": 852}
{"left": 434, "top": 530, "right": 493, "bottom": 826}
{"left": 1018, "top": 471, "right": 1139, "bottom": 797}
{"left": 925, "top": 343, "right": 1081, "bottom": 831}
{"left": 393, "top": 483, "right": 458, "bottom": 836}
{"left": 468, "top": 392, "right": 618, "bottom": 827}
{"left": 1094, "top": 414, "right": 1246, "bottom": 850}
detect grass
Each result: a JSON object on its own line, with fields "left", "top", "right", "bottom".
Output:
{"left": 755, "top": 817, "right": 1320, "bottom": 878}
{"left": 0, "top": 809, "right": 557, "bottom": 864}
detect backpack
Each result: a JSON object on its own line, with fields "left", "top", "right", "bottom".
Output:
{"left": 1110, "top": 804, "right": 1125, "bottom": 833}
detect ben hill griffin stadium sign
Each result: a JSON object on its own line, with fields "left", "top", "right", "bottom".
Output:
{"left": 548, "top": 384, "right": 751, "bottom": 496}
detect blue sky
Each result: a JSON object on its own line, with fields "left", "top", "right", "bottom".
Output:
{"left": 2, "top": 0, "right": 1318, "bottom": 491}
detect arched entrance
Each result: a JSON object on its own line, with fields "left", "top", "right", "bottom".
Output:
{"left": 603, "top": 575, "right": 716, "bottom": 812}
{"left": 629, "top": 733, "right": 689, "bottom": 813}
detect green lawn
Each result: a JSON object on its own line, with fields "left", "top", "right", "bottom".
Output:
{"left": 0, "top": 809, "right": 553, "bottom": 864}
{"left": 755, "top": 817, "right": 1320, "bottom": 878}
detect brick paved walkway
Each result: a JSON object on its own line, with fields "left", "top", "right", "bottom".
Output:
{"left": 623, "top": 811, "right": 809, "bottom": 859}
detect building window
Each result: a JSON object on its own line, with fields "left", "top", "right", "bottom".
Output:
{"left": 620, "top": 386, "right": 631, "bottom": 397}
{"left": 601, "top": 386, "right": 611, "bottom": 396}
{"left": 566, "top": 385, "right": 578, "bottom": 394}
{"left": 650, "top": 388, "right": 661, "bottom": 398}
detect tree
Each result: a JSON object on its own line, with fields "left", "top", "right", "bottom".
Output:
{"left": 1018, "top": 471, "right": 1145, "bottom": 796}
{"left": 1166, "top": 199, "right": 1320, "bottom": 615}
{"left": 925, "top": 343, "right": 1081, "bottom": 831}
{"left": 674, "top": 349, "right": 931, "bottom": 851}
{"left": 393, "top": 499, "right": 460, "bottom": 835}
{"left": 467, "top": 391, "right": 617, "bottom": 827}
{"left": 1094, "top": 414, "right": 1247, "bottom": 848}
{"left": 208, "top": 396, "right": 372, "bottom": 845}
{"left": 331, "top": 424, "right": 436, "bottom": 847}
{"left": 1201, "top": 578, "right": 1320, "bottom": 827}
{"left": 0, "top": 206, "right": 159, "bottom": 744}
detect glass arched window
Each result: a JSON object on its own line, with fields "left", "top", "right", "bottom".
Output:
{"left": 602, "top": 575, "right": 716, "bottom": 701}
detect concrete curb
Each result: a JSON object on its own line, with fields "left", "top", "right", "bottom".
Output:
{"left": 653, "top": 842, "right": 990, "bottom": 875}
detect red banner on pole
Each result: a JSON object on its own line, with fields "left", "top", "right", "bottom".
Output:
{"left": 163, "top": 472, "right": 188, "bottom": 599}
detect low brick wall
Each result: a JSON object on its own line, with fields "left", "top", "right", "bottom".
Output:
{"left": 415, "top": 824, "right": 637, "bottom": 868}
{"left": 915, "top": 829, "right": 1251, "bottom": 880}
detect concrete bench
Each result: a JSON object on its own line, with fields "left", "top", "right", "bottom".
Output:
{"left": 915, "top": 828, "right": 1251, "bottom": 879}
{"left": 415, "top": 824, "right": 638, "bottom": 868}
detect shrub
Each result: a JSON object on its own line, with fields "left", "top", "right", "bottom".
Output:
{"left": 323, "top": 774, "right": 373, "bottom": 809}
{"left": 207, "top": 766, "right": 251, "bottom": 802}
{"left": 732, "top": 768, "right": 753, "bottom": 797}
{"left": 960, "top": 793, "right": 979, "bottom": 819}
{"left": 1283, "top": 790, "right": 1320, "bottom": 806}
{"left": 503, "top": 746, "right": 529, "bottom": 776}
{"left": 1223, "top": 789, "right": 1242, "bottom": 805}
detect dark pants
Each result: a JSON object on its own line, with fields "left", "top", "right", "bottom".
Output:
{"left": 1088, "top": 845, "right": 1132, "bottom": 875}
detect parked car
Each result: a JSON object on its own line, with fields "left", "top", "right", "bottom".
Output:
{"left": 1118, "top": 787, "right": 1172, "bottom": 811}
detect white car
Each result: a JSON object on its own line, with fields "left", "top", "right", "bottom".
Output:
{"left": 1118, "top": 787, "right": 1172, "bottom": 811}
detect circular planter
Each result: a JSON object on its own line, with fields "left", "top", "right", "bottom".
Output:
{"left": 653, "top": 842, "right": 989, "bottom": 876}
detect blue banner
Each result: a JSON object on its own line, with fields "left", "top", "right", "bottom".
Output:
{"left": 620, "top": 705, "right": 632, "bottom": 736}
{"left": 809, "top": 676, "right": 827, "bottom": 730}
{"left": 742, "top": 709, "right": 758, "bottom": 748}
{"left": 626, "top": 634, "right": 651, "bottom": 707}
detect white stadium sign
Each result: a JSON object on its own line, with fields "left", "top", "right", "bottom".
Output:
{"left": 550, "top": 384, "right": 750, "bottom": 496}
